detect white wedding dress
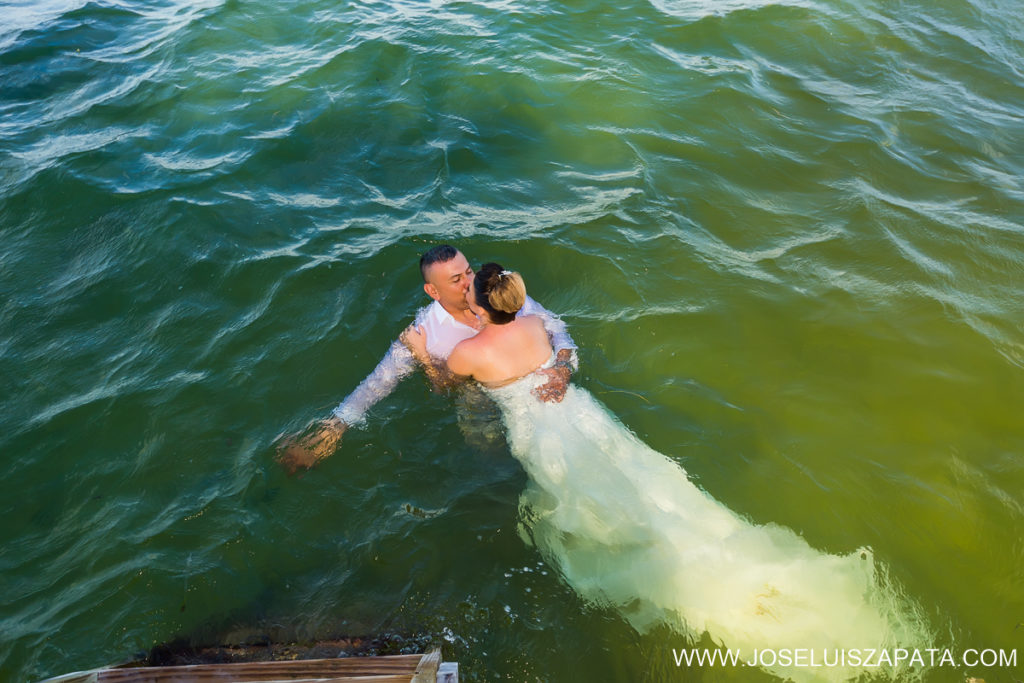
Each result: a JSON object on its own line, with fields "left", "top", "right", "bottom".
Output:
{"left": 484, "top": 361, "right": 933, "bottom": 682}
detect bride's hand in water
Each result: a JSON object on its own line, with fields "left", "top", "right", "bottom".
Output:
{"left": 275, "top": 417, "right": 346, "bottom": 474}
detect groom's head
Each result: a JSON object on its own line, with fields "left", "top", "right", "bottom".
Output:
{"left": 420, "top": 244, "right": 474, "bottom": 312}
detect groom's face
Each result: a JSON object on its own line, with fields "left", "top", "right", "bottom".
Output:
{"left": 423, "top": 251, "right": 474, "bottom": 311}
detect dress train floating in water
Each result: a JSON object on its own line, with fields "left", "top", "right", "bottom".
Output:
{"left": 485, "top": 370, "right": 934, "bottom": 682}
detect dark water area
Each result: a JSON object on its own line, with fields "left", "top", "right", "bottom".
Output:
{"left": 1, "top": 0, "right": 1022, "bottom": 680}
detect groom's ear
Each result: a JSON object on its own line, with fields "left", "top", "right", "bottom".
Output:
{"left": 423, "top": 282, "right": 440, "bottom": 301}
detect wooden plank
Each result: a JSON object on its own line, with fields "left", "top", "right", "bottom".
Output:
{"left": 94, "top": 656, "right": 424, "bottom": 682}
{"left": 409, "top": 649, "right": 439, "bottom": 683}
{"left": 37, "top": 673, "right": 101, "bottom": 683}
{"left": 230, "top": 678, "right": 413, "bottom": 683}
{"left": 46, "top": 674, "right": 414, "bottom": 683}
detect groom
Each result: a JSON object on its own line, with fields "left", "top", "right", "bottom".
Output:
{"left": 276, "top": 244, "right": 578, "bottom": 473}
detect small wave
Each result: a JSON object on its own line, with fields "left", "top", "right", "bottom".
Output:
{"left": 575, "top": 301, "right": 706, "bottom": 323}
{"left": 647, "top": 0, "right": 815, "bottom": 21}
{"left": 881, "top": 227, "right": 956, "bottom": 279}
{"left": 144, "top": 147, "right": 251, "bottom": 173}
{"left": 10, "top": 126, "right": 137, "bottom": 169}
{"left": 30, "top": 377, "right": 135, "bottom": 429}
{"left": 553, "top": 163, "right": 644, "bottom": 184}
{"left": 0, "top": 0, "right": 91, "bottom": 52}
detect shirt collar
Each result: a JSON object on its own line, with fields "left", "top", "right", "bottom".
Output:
{"left": 427, "top": 299, "right": 475, "bottom": 330}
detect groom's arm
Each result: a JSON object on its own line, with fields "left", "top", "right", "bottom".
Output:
{"left": 276, "top": 308, "right": 435, "bottom": 473}
{"left": 331, "top": 338, "right": 418, "bottom": 427}
{"left": 519, "top": 296, "right": 578, "bottom": 402}
{"left": 275, "top": 338, "right": 418, "bottom": 473}
{"left": 520, "top": 295, "right": 579, "bottom": 366}
{"left": 330, "top": 302, "right": 444, "bottom": 427}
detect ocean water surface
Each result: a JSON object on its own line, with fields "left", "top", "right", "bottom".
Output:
{"left": 1, "top": 0, "right": 1022, "bottom": 680}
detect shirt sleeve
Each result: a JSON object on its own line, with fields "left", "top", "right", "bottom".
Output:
{"left": 331, "top": 339, "right": 417, "bottom": 427}
{"left": 519, "top": 296, "right": 579, "bottom": 370}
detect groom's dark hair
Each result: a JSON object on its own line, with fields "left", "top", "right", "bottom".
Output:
{"left": 419, "top": 244, "right": 459, "bottom": 282}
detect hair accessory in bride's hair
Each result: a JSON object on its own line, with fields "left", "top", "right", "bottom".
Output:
{"left": 500, "top": 270, "right": 512, "bottom": 277}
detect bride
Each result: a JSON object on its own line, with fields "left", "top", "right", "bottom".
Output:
{"left": 404, "top": 263, "right": 933, "bottom": 682}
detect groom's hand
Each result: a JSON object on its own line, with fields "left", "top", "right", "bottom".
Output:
{"left": 275, "top": 417, "right": 346, "bottom": 474}
{"left": 400, "top": 324, "right": 429, "bottom": 364}
{"left": 533, "top": 349, "right": 574, "bottom": 403}
{"left": 533, "top": 366, "right": 570, "bottom": 402}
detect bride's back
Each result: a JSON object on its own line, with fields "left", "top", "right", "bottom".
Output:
{"left": 450, "top": 315, "right": 552, "bottom": 386}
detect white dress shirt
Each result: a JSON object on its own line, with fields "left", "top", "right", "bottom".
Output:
{"left": 333, "top": 296, "right": 577, "bottom": 426}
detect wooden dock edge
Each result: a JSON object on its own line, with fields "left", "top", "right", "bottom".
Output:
{"left": 38, "top": 648, "right": 458, "bottom": 683}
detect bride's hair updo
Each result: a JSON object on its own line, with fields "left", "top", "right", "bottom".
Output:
{"left": 474, "top": 262, "right": 526, "bottom": 325}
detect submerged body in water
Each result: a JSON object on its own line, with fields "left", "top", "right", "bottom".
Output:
{"left": 486, "top": 367, "right": 934, "bottom": 682}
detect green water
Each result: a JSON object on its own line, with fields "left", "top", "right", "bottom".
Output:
{"left": 1, "top": 0, "right": 1022, "bottom": 680}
